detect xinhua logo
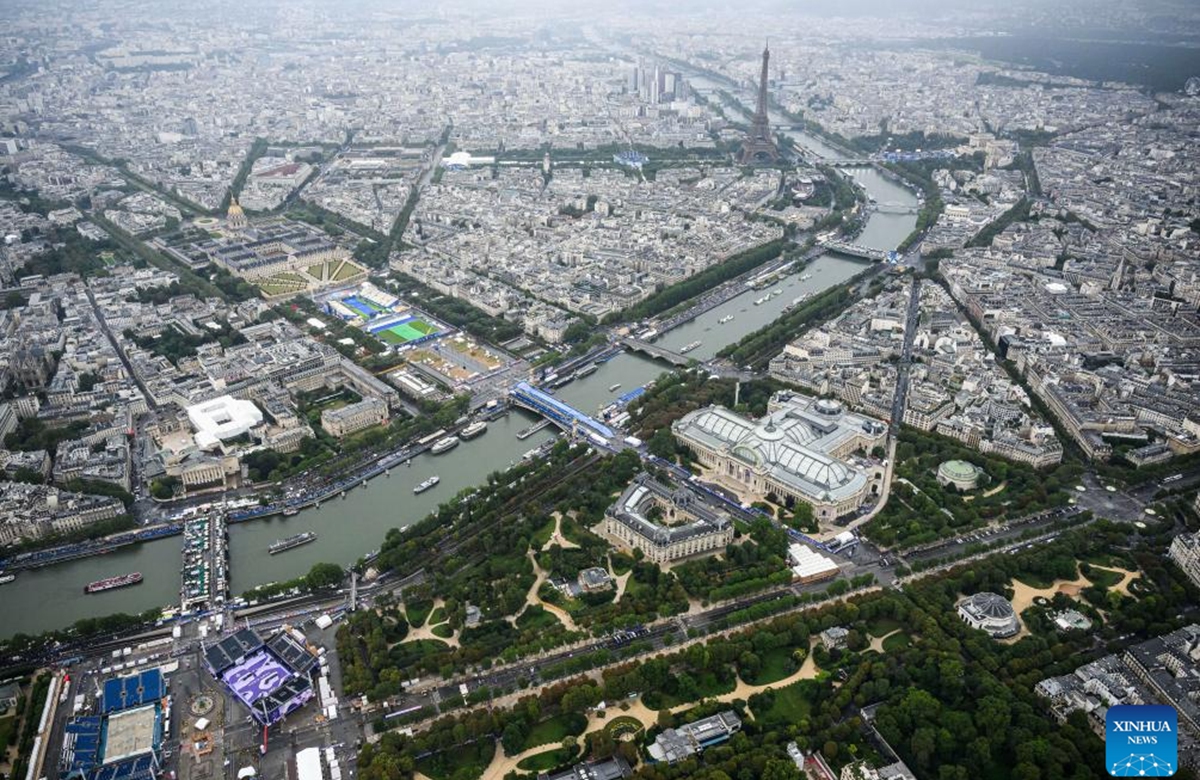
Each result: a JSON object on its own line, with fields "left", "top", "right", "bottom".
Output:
{"left": 1106, "top": 704, "right": 1177, "bottom": 776}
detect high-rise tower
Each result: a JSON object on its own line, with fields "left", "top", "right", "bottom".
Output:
{"left": 739, "top": 44, "right": 780, "bottom": 165}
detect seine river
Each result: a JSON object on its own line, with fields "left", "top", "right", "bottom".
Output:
{"left": 0, "top": 130, "right": 918, "bottom": 640}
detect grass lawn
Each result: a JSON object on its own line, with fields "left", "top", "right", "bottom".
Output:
{"left": 1084, "top": 552, "right": 1128, "bottom": 569}
{"left": 538, "top": 583, "right": 583, "bottom": 615}
{"left": 259, "top": 282, "right": 305, "bottom": 296}
{"left": 524, "top": 712, "right": 588, "bottom": 750}
{"left": 517, "top": 605, "right": 562, "bottom": 633}
{"left": 258, "top": 272, "right": 310, "bottom": 296}
{"left": 559, "top": 515, "right": 592, "bottom": 547}
{"left": 1085, "top": 567, "right": 1125, "bottom": 589}
{"left": 388, "top": 639, "right": 450, "bottom": 669}
{"left": 744, "top": 646, "right": 799, "bottom": 686}
{"left": 306, "top": 263, "right": 324, "bottom": 278}
{"left": 429, "top": 606, "right": 446, "bottom": 625}
{"left": 756, "top": 679, "right": 817, "bottom": 728}
{"left": 866, "top": 617, "right": 903, "bottom": 638}
{"left": 517, "top": 746, "right": 581, "bottom": 772}
{"left": 431, "top": 624, "right": 454, "bottom": 639}
{"left": 882, "top": 632, "right": 911, "bottom": 652}
{"left": 1014, "top": 571, "right": 1063, "bottom": 589}
{"left": 531, "top": 516, "right": 556, "bottom": 549}
{"left": 332, "top": 260, "right": 366, "bottom": 282}
{"left": 406, "top": 599, "right": 433, "bottom": 627}
{"left": 0, "top": 714, "right": 17, "bottom": 753}
{"left": 416, "top": 739, "right": 495, "bottom": 780}
{"left": 621, "top": 574, "right": 649, "bottom": 600}
{"left": 610, "top": 553, "right": 634, "bottom": 576}
{"left": 314, "top": 399, "right": 347, "bottom": 418}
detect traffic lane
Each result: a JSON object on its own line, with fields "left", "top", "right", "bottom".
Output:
{"left": 385, "top": 625, "right": 678, "bottom": 714}
{"left": 902, "top": 509, "right": 1080, "bottom": 563}
{"left": 1074, "top": 491, "right": 1143, "bottom": 523}
{"left": 1127, "top": 469, "right": 1200, "bottom": 502}
{"left": 837, "top": 547, "right": 899, "bottom": 586}
{"left": 1073, "top": 474, "right": 1148, "bottom": 522}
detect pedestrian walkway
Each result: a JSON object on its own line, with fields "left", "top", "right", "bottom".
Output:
{"left": 542, "top": 512, "right": 580, "bottom": 551}
{"left": 521, "top": 549, "right": 580, "bottom": 632}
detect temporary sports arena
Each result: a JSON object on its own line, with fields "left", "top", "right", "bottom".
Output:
{"left": 368, "top": 313, "right": 444, "bottom": 346}
{"left": 321, "top": 282, "right": 448, "bottom": 347}
{"left": 61, "top": 668, "right": 167, "bottom": 780}
{"left": 203, "top": 627, "right": 318, "bottom": 726}
{"left": 322, "top": 281, "right": 399, "bottom": 321}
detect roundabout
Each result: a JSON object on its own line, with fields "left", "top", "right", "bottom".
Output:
{"left": 190, "top": 694, "right": 215, "bottom": 717}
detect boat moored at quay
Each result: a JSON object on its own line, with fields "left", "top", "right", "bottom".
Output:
{"left": 85, "top": 572, "right": 143, "bottom": 594}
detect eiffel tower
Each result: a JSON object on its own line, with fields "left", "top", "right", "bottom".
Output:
{"left": 739, "top": 43, "right": 780, "bottom": 165}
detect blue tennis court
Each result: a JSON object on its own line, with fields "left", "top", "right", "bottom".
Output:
{"left": 342, "top": 296, "right": 384, "bottom": 319}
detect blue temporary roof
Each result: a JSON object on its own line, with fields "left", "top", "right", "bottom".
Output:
{"left": 89, "top": 754, "right": 157, "bottom": 780}
{"left": 101, "top": 669, "right": 163, "bottom": 714}
{"left": 63, "top": 716, "right": 103, "bottom": 773}
{"left": 512, "top": 382, "right": 614, "bottom": 439}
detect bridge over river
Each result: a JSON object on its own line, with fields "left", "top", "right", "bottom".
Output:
{"left": 820, "top": 240, "right": 895, "bottom": 262}
{"left": 617, "top": 336, "right": 695, "bottom": 367}
{"left": 510, "top": 382, "right": 616, "bottom": 443}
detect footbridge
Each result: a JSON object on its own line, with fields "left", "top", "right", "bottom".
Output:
{"left": 820, "top": 240, "right": 894, "bottom": 262}
{"left": 510, "top": 382, "right": 615, "bottom": 442}
{"left": 618, "top": 336, "right": 694, "bottom": 367}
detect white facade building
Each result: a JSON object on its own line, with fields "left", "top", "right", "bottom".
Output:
{"left": 1169, "top": 532, "right": 1200, "bottom": 590}
{"left": 604, "top": 473, "right": 733, "bottom": 564}
{"left": 186, "top": 396, "right": 264, "bottom": 449}
{"left": 957, "top": 592, "right": 1020, "bottom": 638}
